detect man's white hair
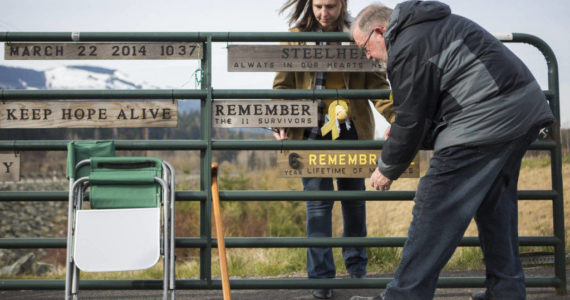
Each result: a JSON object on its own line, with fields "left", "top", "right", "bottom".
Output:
{"left": 351, "top": 3, "right": 393, "bottom": 34}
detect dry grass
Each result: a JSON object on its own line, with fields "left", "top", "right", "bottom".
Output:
{"left": 353, "top": 156, "right": 567, "bottom": 272}
{"left": 341, "top": 156, "right": 566, "bottom": 241}
{"left": 6, "top": 153, "right": 567, "bottom": 279}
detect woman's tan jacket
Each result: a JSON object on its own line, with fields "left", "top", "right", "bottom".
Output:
{"left": 272, "top": 28, "right": 395, "bottom": 140}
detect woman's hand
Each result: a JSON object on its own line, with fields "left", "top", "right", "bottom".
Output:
{"left": 272, "top": 128, "right": 288, "bottom": 140}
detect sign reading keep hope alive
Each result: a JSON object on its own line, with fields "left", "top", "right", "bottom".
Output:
{"left": 278, "top": 150, "right": 420, "bottom": 178}
{"left": 228, "top": 45, "right": 386, "bottom": 72}
{"left": 0, "top": 100, "right": 178, "bottom": 128}
{"left": 4, "top": 43, "right": 203, "bottom": 60}
{"left": 212, "top": 100, "right": 318, "bottom": 128}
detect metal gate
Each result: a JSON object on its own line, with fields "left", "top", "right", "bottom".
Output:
{"left": 0, "top": 31, "right": 565, "bottom": 294}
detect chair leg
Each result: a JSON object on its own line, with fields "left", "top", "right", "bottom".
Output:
{"left": 65, "top": 254, "right": 73, "bottom": 300}
{"left": 169, "top": 209, "right": 176, "bottom": 299}
{"left": 163, "top": 187, "right": 169, "bottom": 300}
{"left": 166, "top": 210, "right": 175, "bottom": 299}
{"left": 159, "top": 161, "right": 176, "bottom": 300}
{"left": 162, "top": 162, "right": 177, "bottom": 297}
{"left": 65, "top": 180, "right": 76, "bottom": 300}
{"left": 64, "top": 259, "right": 73, "bottom": 300}
{"left": 71, "top": 265, "right": 80, "bottom": 296}
{"left": 72, "top": 185, "right": 85, "bottom": 298}
{"left": 169, "top": 185, "right": 176, "bottom": 297}
{"left": 168, "top": 163, "right": 176, "bottom": 293}
{"left": 66, "top": 178, "right": 88, "bottom": 300}
{"left": 163, "top": 258, "right": 169, "bottom": 300}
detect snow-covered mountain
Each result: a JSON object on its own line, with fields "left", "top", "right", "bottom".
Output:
{"left": 45, "top": 65, "right": 159, "bottom": 90}
{"left": 0, "top": 65, "right": 46, "bottom": 90}
{"left": 0, "top": 65, "right": 157, "bottom": 90}
{"left": 0, "top": 65, "right": 199, "bottom": 111}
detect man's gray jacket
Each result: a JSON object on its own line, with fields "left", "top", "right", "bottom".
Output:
{"left": 378, "top": 0, "right": 555, "bottom": 179}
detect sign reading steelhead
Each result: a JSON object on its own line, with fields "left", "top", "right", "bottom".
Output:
{"left": 4, "top": 43, "right": 203, "bottom": 60}
{"left": 0, "top": 152, "right": 20, "bottom": 182}
{"left": 228, "top": 45, "right": 385, "bottom": 72}
{"left": 212, "top": 100, "right": 317, "bottom": 128}
{"left": 278, "top": 150, "right": 420, "bottom": 178}
{"left": 0, "top": 100, "right": 177, "bottom": 128}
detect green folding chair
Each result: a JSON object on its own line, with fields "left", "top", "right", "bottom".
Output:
{"left": 65, "top": 141, "right": 175, "bottom": 300}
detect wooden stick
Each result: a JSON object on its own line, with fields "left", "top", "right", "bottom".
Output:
{"left": 211, "top": 162, "right": 231, "bottom": 300}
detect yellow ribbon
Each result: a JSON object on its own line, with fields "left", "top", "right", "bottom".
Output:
{"left": 321, "top": 100, "right": 349, "bottom": 140}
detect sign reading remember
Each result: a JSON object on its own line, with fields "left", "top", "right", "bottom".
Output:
{"left": 212, "top": 100, "right": 317, "bottom": 128}
{"left": 4, "top": 43, "right": 203, "bottom": 60}
{"left": 0, "top": 100, "right": 177, "bottom": 128}
{"left": 278, "top": 150, "right": 420, "bottom": 178}
{"left": 228, "top": 45, "right": 385, "bottom": 72}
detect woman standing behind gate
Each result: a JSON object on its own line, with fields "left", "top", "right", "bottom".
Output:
{"left": 272, "top": 0, "right": 394, "bottom": 298}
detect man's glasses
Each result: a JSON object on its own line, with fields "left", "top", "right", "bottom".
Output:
{"left": 361, "top": 29, "right": 375, "bottom": 52}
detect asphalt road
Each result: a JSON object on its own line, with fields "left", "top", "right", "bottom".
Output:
{"left": 2, "top": 267, "right": 569, "bottom": 299}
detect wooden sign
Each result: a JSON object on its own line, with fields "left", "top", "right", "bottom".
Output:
{"left": 0, "top": 152, "right": 20, "bottom": 182}
{"left": 277, "top": 150, "right": 420, "bottom": 178}
{"left": 228, "top": 45, "right": 386, "bottom": 72}
{"left": 212, "top": 100, "right": 318, "bottom": 128}
{"left": 0, "top": 100, "right": 177, "bottom": 128}
{"left": 4, "top": 43, "right": 203, "bottom": 60}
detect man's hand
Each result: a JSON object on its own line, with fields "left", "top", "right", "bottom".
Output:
{"left": 384, "top": 125, "right": 391, "bottom": 140}
{"left": 272, "top": 128, "right": 288, "bottom": 140}
{"left": 370, "top": 167, "right": 393, "bottom": 191}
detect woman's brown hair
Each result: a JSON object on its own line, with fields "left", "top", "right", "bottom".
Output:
{"left": 280, "top": 0, "right": 350, "bottom": 32}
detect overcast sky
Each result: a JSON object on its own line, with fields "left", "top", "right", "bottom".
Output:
{"left": 1, "top": 0, "right": 568, "bottom": 131}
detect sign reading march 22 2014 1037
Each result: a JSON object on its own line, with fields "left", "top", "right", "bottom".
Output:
{"left": 4, "top": 43, "right": 203, "bottom": 60}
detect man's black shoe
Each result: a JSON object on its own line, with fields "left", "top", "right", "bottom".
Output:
{"left": 350, "top": 273, "right": 367, "bottom": 279}
{"left": 471, "top": 290, "right": 490, "bottom": 300}
{"left": 311, "top": 288, "right": 333, "bottom": 299}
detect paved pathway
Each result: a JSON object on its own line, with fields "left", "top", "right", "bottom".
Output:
{"left": 2, "top": 268, "right": 569, "bottom": 299}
